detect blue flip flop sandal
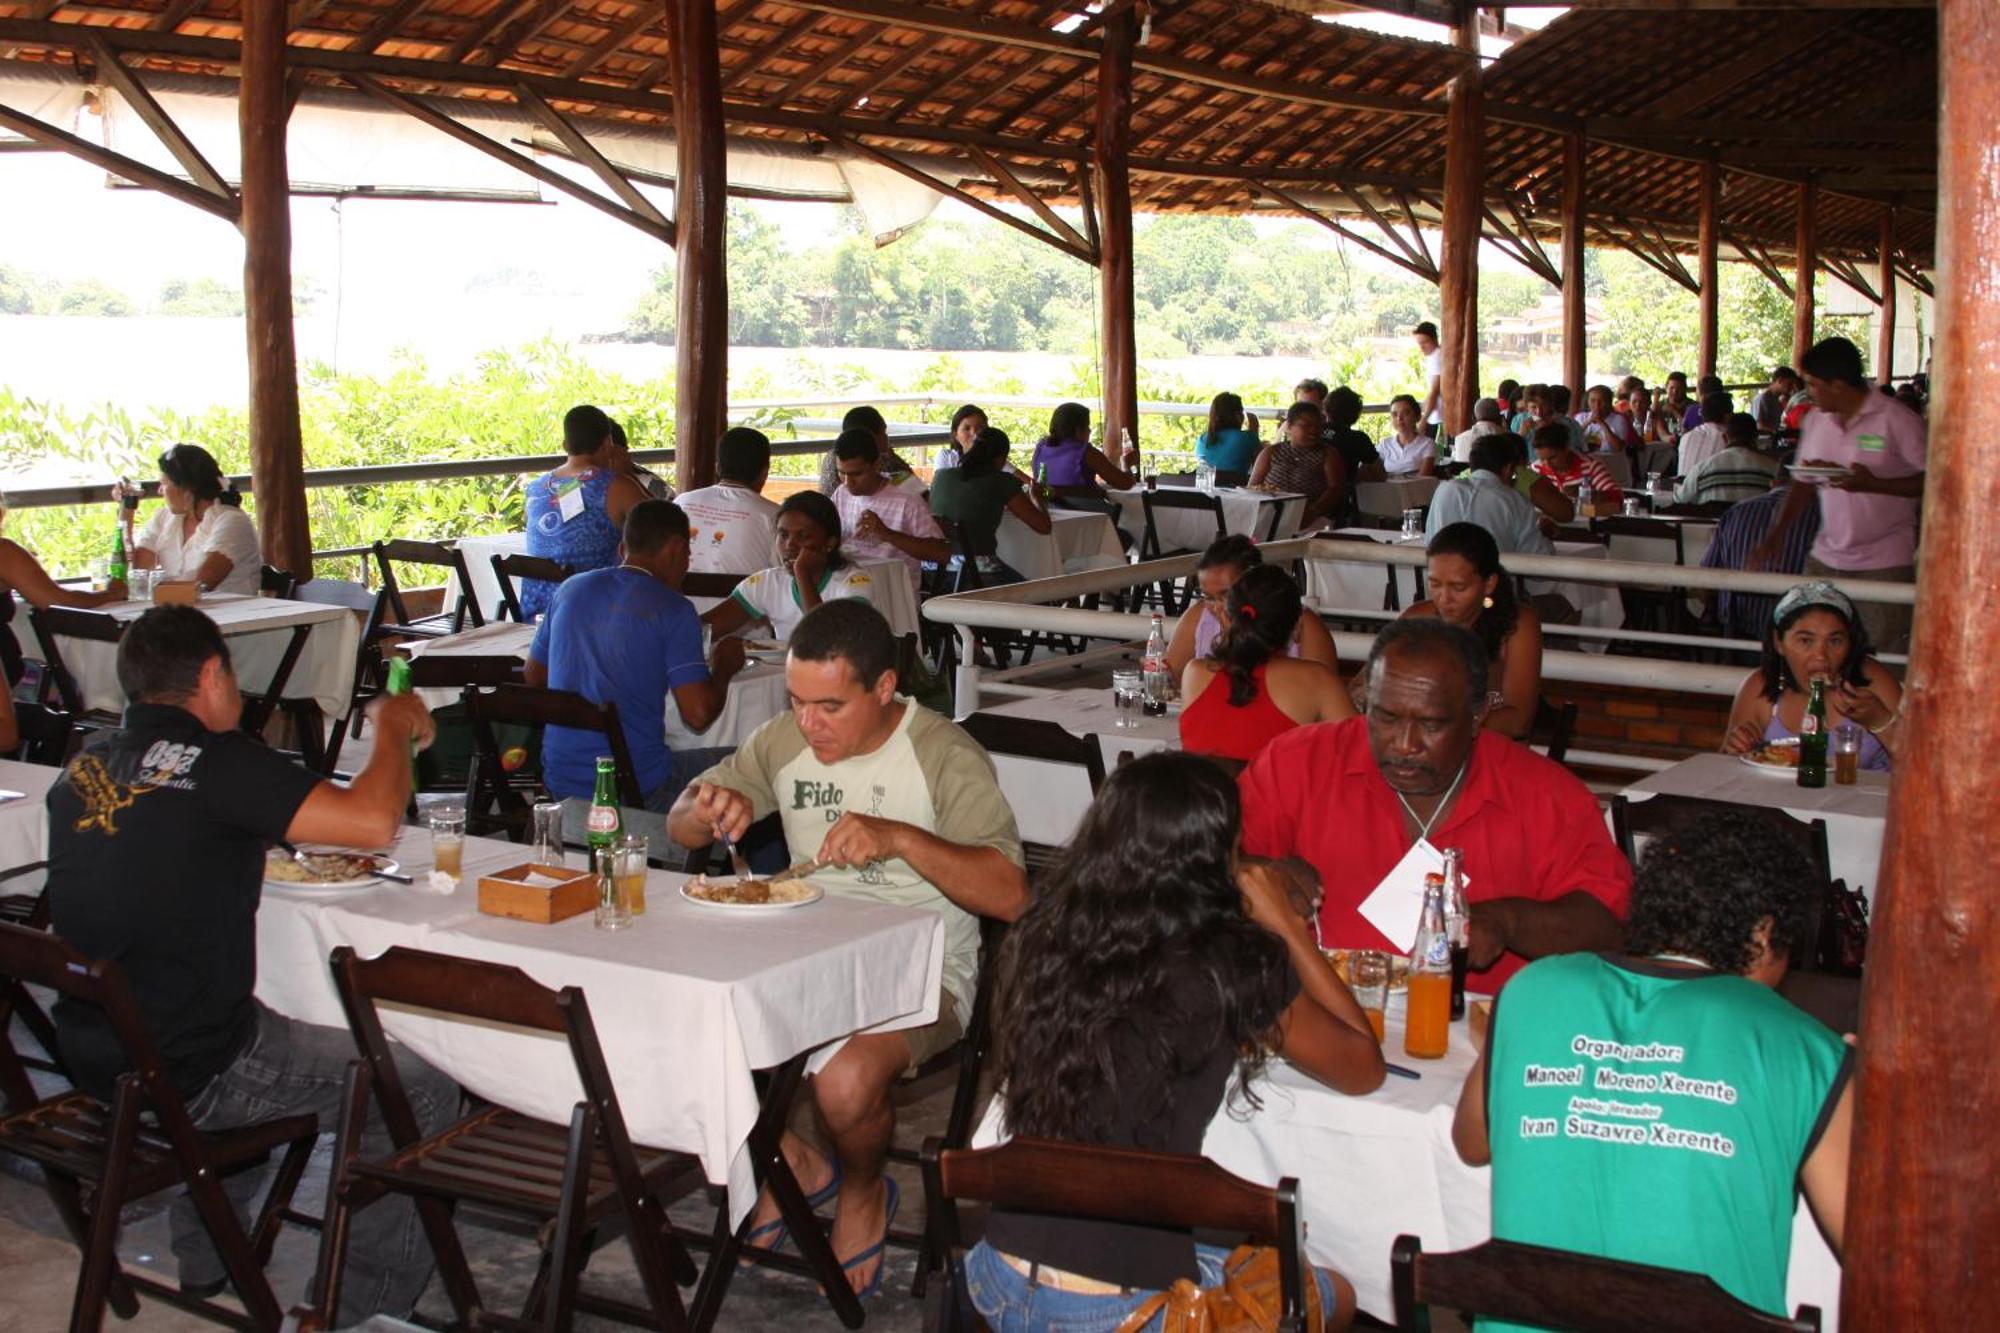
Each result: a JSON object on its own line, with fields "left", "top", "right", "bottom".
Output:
{"left": 742, "top": 1157, "right": 843, "bottom": 1260}
{"left": 837, "top": 1175, "right": 900, "bottom": 1302}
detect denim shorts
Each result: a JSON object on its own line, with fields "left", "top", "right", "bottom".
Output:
{"left": 964, "top": 1240, "right": 1335, "bottom": 1333}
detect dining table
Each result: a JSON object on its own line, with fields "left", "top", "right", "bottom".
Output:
{"left": 993, "top": 508, "right": 1126, "bottom": 582}
{"left": 257, "top": 826, "right": 945, "bottom": 1331}
{"left": 970, "top": 690, "right": 1180, "bottom": 848}
{"left": 0, "top": 758, "right": 59, "bottom": 874}
{"left": 1354, "top": 475, "right": 1441, "bottom": 521}
{"left": 1620, "top": 752, "right": 1890, "bottom": 908}
{"left": 1106, "top": 483, "right": 1307, "bottom": 553}
{"left": 11, "top": 592, "right": 361, "bottom": 721}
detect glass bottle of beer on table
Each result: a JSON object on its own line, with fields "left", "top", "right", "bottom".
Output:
{"left": 1405, "top": 872, "right": 1453, "bottom": 1060}
{"left": 1798, "top": 677, "right": 1828, "bottom": 790}
{"left": 588, "top": 757, "right": 629, "bottom": 928}
{"left": 1442, "top": 847, "right": 1469, "bottom": 1021}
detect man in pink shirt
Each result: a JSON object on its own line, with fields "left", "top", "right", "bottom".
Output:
{"left": 830, "top": 427, "right": 948, "bottom": 582}
{"left": 1754, "top": 336, "right": 1925, "bottom": 651}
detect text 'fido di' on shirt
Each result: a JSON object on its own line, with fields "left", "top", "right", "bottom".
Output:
{"left": 136, "top": 503, "right": 262, "bottom": 596}
{"left": 1483, "top": 953, "right": 1849, "bottom": 1326}
{"left": 694, "top": 699, "right": 1023, "bottom": 1028}
{"left": 728, "top": 562, "right": 874, "bottom": 643}
{"left": 46, "top": 703, "right": 322, "bottom": 1102}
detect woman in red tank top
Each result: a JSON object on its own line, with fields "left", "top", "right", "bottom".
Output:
{"left": 1179, "top": 564, "right": 1353, "bottom": 767}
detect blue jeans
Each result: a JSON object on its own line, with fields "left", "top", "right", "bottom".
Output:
{"left": 964, "top": 1240, "right": 1336, "bottom": 1332}
{"left": 174, "top": 1002, "right": 459, "bottom": 1325}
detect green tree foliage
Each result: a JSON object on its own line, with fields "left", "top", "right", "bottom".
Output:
{"left": 156, "top": 277, "right": 246, "bottom": 317}
{"left": 53, "top": 278, "right": 135, "bottom": 317}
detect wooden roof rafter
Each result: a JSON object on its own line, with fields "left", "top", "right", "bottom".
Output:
{"left": 1248, "top": 178, "right": 1436, "bottom": 282}
{"left": 833, "top": 131, "right": 1095, "bottom": 264}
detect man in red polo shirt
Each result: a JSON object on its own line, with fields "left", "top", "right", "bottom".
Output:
{"left": 1240, "top": 619, "right": 1630, "bottom": 990}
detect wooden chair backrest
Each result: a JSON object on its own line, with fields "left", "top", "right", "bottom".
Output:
{"left": 372, "top": 540, "right": 484, "bottom": 631}
{"left": 680, "top": 571, "right": 747, "bottom": 601}
{"left": 490, "top": 554, "right": 574, "bottom": 623}
{"left": 1139, "top": 488, "right": 1227, "bottom": 561}
{"left": 1610, "top": 793, "right": 1830, "bottom": 883}
{"left": 405, "top": 654, "right": 523, "bottom": 691}
{"left": 1391, "top": 1235, "right": 1820, "bottom": 1333}
{"left": 462, "top": 684, "right": 645, "bottom": 808}
{"left": 959, "top": 712, "right": 1106, "bottom": 792}
{"left": 25, "top": 607, "right": 123, "bottom": 714}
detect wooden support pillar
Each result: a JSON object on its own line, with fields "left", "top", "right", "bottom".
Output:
{"left": 1877, "top": 209, "right": 1898, "bottom": 381}
{"left": 1844, "top": 1, "right": 2000, "bottom": 1323}
{"left": 1791, "top": 179, "right": 1816, "bottom": 368}
{"left": 1093, "top": 5, "right": 1138, "bottom": 453}
{"left": 671, "top": 0, "right": 726, "bottom": 492}
{"left": 1561, "top": 130, "right": 1587, "bottom": 400}
{"left": 1697, "top": 159, "right": 1720, "bottom": 380}
{"left": 238, "top": 0, "right": 310, "bottom": 578}
{"left": 1437, "top": 11, "right": 1483, "bottom": 440}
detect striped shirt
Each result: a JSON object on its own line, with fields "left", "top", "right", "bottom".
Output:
{"left": 1700, "top": 485, "right": 1821, "bottom": 640}
{"left": 1674, "top": 446, "right": 1780, "bottom": 506}
{"left": 1533, "top": 452, "right": 1623, "bottom": 503}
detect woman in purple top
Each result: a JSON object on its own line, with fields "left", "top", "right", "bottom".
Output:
{"left": 1028, "top": 402, "right": 1139, "bottom": 493}
{"left": 1163, "top": 534, "right": 1339, "bottom": 677}
{"left": 1722, "top": 581, "right": 1900, "bottom": 770}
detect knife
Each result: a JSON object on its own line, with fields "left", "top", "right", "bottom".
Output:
{"left": 768, "top": 858, "right": 822, "bottom": 884}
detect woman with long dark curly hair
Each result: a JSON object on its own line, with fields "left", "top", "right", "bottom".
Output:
{"left": 1392, "top": 521, "right": 1542, "bottom": 739}
{"left": 968, "top": 753, "right": 1379, "bottom": 1329}
{"left": 1179, "top": 564, "right": 1352, "bottom": 766}
{"left": 1721, "top": 580, "right": 1900, "bottom": 768}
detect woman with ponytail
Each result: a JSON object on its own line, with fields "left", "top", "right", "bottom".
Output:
{"left": 1179, "top": 563, "right": 1352, "bottom": 766}
{"left": 1397, "top": 520, "right": 1544, "bottom": 739}
{"left": 125, "top": 443, "right": 262, "bottom": 595}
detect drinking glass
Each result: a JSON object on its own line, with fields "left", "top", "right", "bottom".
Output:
{"left": 1110, "top": 669, "right": 1143, "bottom": 729}
{"left": 1833, "top": 721, "right": 1864, "bottom": 786}
{"left": 1349, "top": 951, "right": 1390, "bottom": 1044}
{"left": 615, "top": 834, "right": 649, "bottom": 916}
{"left": 1622, "top": 495, "right": 1643, "bottom": 516}
{"left": 594, "top": 846, "right": 632, "bottom": 930}
{"left": 1401, "top": 508, "right": 1423, "bottom": 538}
{"left": 131, "top": 568, "right": 155, "bottom": 602}
{"left": 531, "top": 800, "right": 566, "bottom": 869}
{"left": 428, "top": 802, "right": 466, "bottom": 885}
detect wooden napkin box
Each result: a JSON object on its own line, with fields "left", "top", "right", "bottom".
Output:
{"left": 478, "top": 863, "right": 596, "bottom": 923}
{"left": 1469, "top": 998, "right": 1493, "bottom": 1045}
{"left": 1575, "top": 499, "right": 1621, "bottom": 519}
{"left": 152, "top": 580, "right": 201, "bottom": 605}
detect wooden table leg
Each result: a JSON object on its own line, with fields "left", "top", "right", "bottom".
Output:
{"left": 686, "top": 1053, "right": 866, "bottom": 1332}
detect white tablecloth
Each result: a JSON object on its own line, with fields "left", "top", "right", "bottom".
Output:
{"left": 250, "top": 826, "right": 943, "bottom": 1229}
{"left": 13, "top": 594, "right": 360, "bottom": 719}
{"left": 973, "top": 691, "right": 1180, "bottom": 848}
{"left": 1303, "top": 532, "right": 1624, "bottom": 642}
{"left": 401, "top": 623, "right": 791, "bottom": 750}
{"left": 1108, "top": 485, "right": 1306, "bottom": 553}
{"left": 995, "top": 509, "right": 1125, "bottom": 582}
{"left": 1622, "top": 753, "right": 1889, "bottom": 907}
{"left": 448, "top": 532, "right": 921, "bottom": 640}
{"left": 1355, "top": 476, "right": 1441, "bottom": 519}
{"left": 0, "top": 759, "right": 58, "bottom": 872}
{"left": 1201, "top": 999, "right": 1842, "bottom": 1325}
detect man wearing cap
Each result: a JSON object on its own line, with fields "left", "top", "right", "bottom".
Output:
{"left": 1451, "top": 398, "right": 1507, "bottom": 465}
{"left": 1751, "top": 336, "right": 1925, "bottom": 653}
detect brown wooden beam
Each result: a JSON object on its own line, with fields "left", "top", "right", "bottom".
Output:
{"left": 0, "top": 100, "right": 240, "bottom": 223}
{"left": 1821, "top": 254, "right": 1878, "bottom": 304}
{"left": 838, "top": 136, "right": 1094, "bottom": 264}
{"left": 1846, "top": 4, "right": 2000, "bottom": 1326}
{"left": 1587, "top": 116, "right": 1934, "bottom": 144}
{"left": 1438, "top": 8, "right": 1482, "bottom": 439}
{"left": 445, "top": 0, "right": 542, "bottom": 63}
{"left": 1094, "top": 5, "right": 1137, "bottom": 452}
{"left": 968, "top": 144, "right": 1092, "bottom": 257}
{"left": 1697, "top": 157, "right": 1719, "bottom": 378}
{"left": 1562, "top": 129, "right": 1586, "bottom": 396}
{"left": 1792, "top": 179, "right": 1816, "bottom": 366}
{"left": 239, "top": 0, "right": 310, "bottom": 578}
{"left": 1556, "top": 0, "right": 1931, "bottom": 8}
{"left": 513, "top": 81, "right": 670, "bottom": 229}
{"left": 1728, "top": 230, "right": 1795, "bottom": 299}
{"left": 763, "top": 20, "right": 884, "bottom": 107}
{"left": 87, "top": 35, "right": 234, "bottom": 201}
{"left": 1251, "top": 180, "right": 1439, "bottom": 280}
{"left": 351, "top": 0, "right": 430, "bottom": 54}
{"left": 563, "top": 4, "right": 666, "bottom": 80}
{"left": 1482, "top": 200, "right": 1560, "bottom": 287}
{"left": 347, "top": 72, "right": 677, "bottom": 244}
{"left": 672, "top": 0, "right": 725, "bottom": 492}
{"left": 149, "top": 0, "right": 210, "bottom": 34}
{"left": 1876, "top": 207, "right": 1897, "bottom": 378}
{"left": 1629, "top": 23, "right": 1827, "bottom": 118}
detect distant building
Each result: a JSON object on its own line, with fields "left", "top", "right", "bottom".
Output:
{"left": 1482, "top": 295, "right": 1606, "bottom": 356}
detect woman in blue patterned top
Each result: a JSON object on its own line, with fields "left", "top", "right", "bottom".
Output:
{"left": 521, "top": 404, "right": 651, "bottom": 618}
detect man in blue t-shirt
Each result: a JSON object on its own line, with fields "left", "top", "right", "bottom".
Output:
{"left": 527, "top": 499, "right": 745, "bottom": 809}
{"left": 1453, "top": 808, "right": 1851, "bottom": 1325}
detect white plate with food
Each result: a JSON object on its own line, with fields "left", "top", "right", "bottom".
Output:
{"left": 1739, "top": 737, "right": 1802, "bottom": 773}
{"left": 1786, "top": 463, "right": 1853, "bottom": 484}
{"left": 681, "top": 875, "right": 823, "bottom": 912}
{"left": 264, "top": 848, "right": 400, "bottom": 891}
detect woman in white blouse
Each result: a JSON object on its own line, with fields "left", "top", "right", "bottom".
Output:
{"left": 1377, "top": 393, "right": 1438, "bottom": 476}
{"left": 123, "top": 444, "right": 262, "bottom": 596}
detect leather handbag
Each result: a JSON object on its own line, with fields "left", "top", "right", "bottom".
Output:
{"left": 1115, "top": 1244, "right": 1324, "bottom": 1333}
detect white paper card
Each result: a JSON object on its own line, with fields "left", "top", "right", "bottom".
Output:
{"left": 1356, "top": 838, "right": 1471, "bottom": 953}
{"left": 556, "top": 482, "right": 585, "bottom": 523}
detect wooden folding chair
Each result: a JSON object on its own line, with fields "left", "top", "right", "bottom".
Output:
{"left": 6, "top": 699, "right": 76, "bottom": 765}
{"left": 292, "top": 579, "right": 395, "bottom": 775}
{"left": 680, "top": 572, "right": 747, "bottom": 602}
{"left": 491, "top": 554, "right": 575, "bottom": 624}
{"left": 1391, "top": 1234, "right": 1820, "bottom": 1332}
{"left": 0, "top": 871, "right": 59, "bottom": 1078}
{"left": 1591, "top": 516, "right": 1699, "bottom": 641}
{"left": 1532, "top": 696, "right": 1579, "bottom": 765}
{"left": 921, "top": 1137, "right": 1308, "bottom": 1333}
{"left": 958, "top": 711, "right": 1105, "bottom": 878}
{"left": 25, "top": 606, "right": 124, "bottom": 723}
{"left": 370, "top": 539, "right": 484, "bottom": 639}
{"left": 1139, "top": 490, "right": 1228, "bottom": 613}
{"left": 0, "top": 921, "right": 318, "bottom": 1333}
{"left": 462, "top": 684, "right": 644, "bottom": 840}
{"left": 310, "top": 945, "right": 704, "bottom": 1332}
{"left": 1609, "top": 793, "right": 1831, "bottom": 886}
{"left": 258, "top": 564, "right": 299, "bottom": 601}
{"left": 236, "top": 620, "right": 313, "bottom": 742}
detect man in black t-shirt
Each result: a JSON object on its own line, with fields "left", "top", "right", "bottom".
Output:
{"left": 1295, "top": 381, "right": 1385, "bottom": 527}
{"left": 46, "top": 605, "right": 458, "bottom": 1322}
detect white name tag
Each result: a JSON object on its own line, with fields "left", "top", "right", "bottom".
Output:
{"left": 556, "top": 480, "right": 585, "bottom": 523}
{"left": 1357, "top": 838, "right": 1470, "bottom": 953}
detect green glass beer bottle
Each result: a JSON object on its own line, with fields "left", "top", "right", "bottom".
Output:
{"left": 107, "top": 525, "right": 128, "bottom": 586}
{"left": 587, "top": 756, "right": 623, "bottom": 863}
{"left": 1798, "top": 677, "right": 1828, "bottom": 789}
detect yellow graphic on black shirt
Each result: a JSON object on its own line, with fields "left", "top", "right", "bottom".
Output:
{"left": 68, "top": 754, "right": 154, "bottom": 836}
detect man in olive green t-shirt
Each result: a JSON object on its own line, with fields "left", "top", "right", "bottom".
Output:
{"left": 668, "top": 599, "right": 1028, "bottom": 1298}
{"left": 1453, "top": 809, "right": 1852, "bottom": 1325}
